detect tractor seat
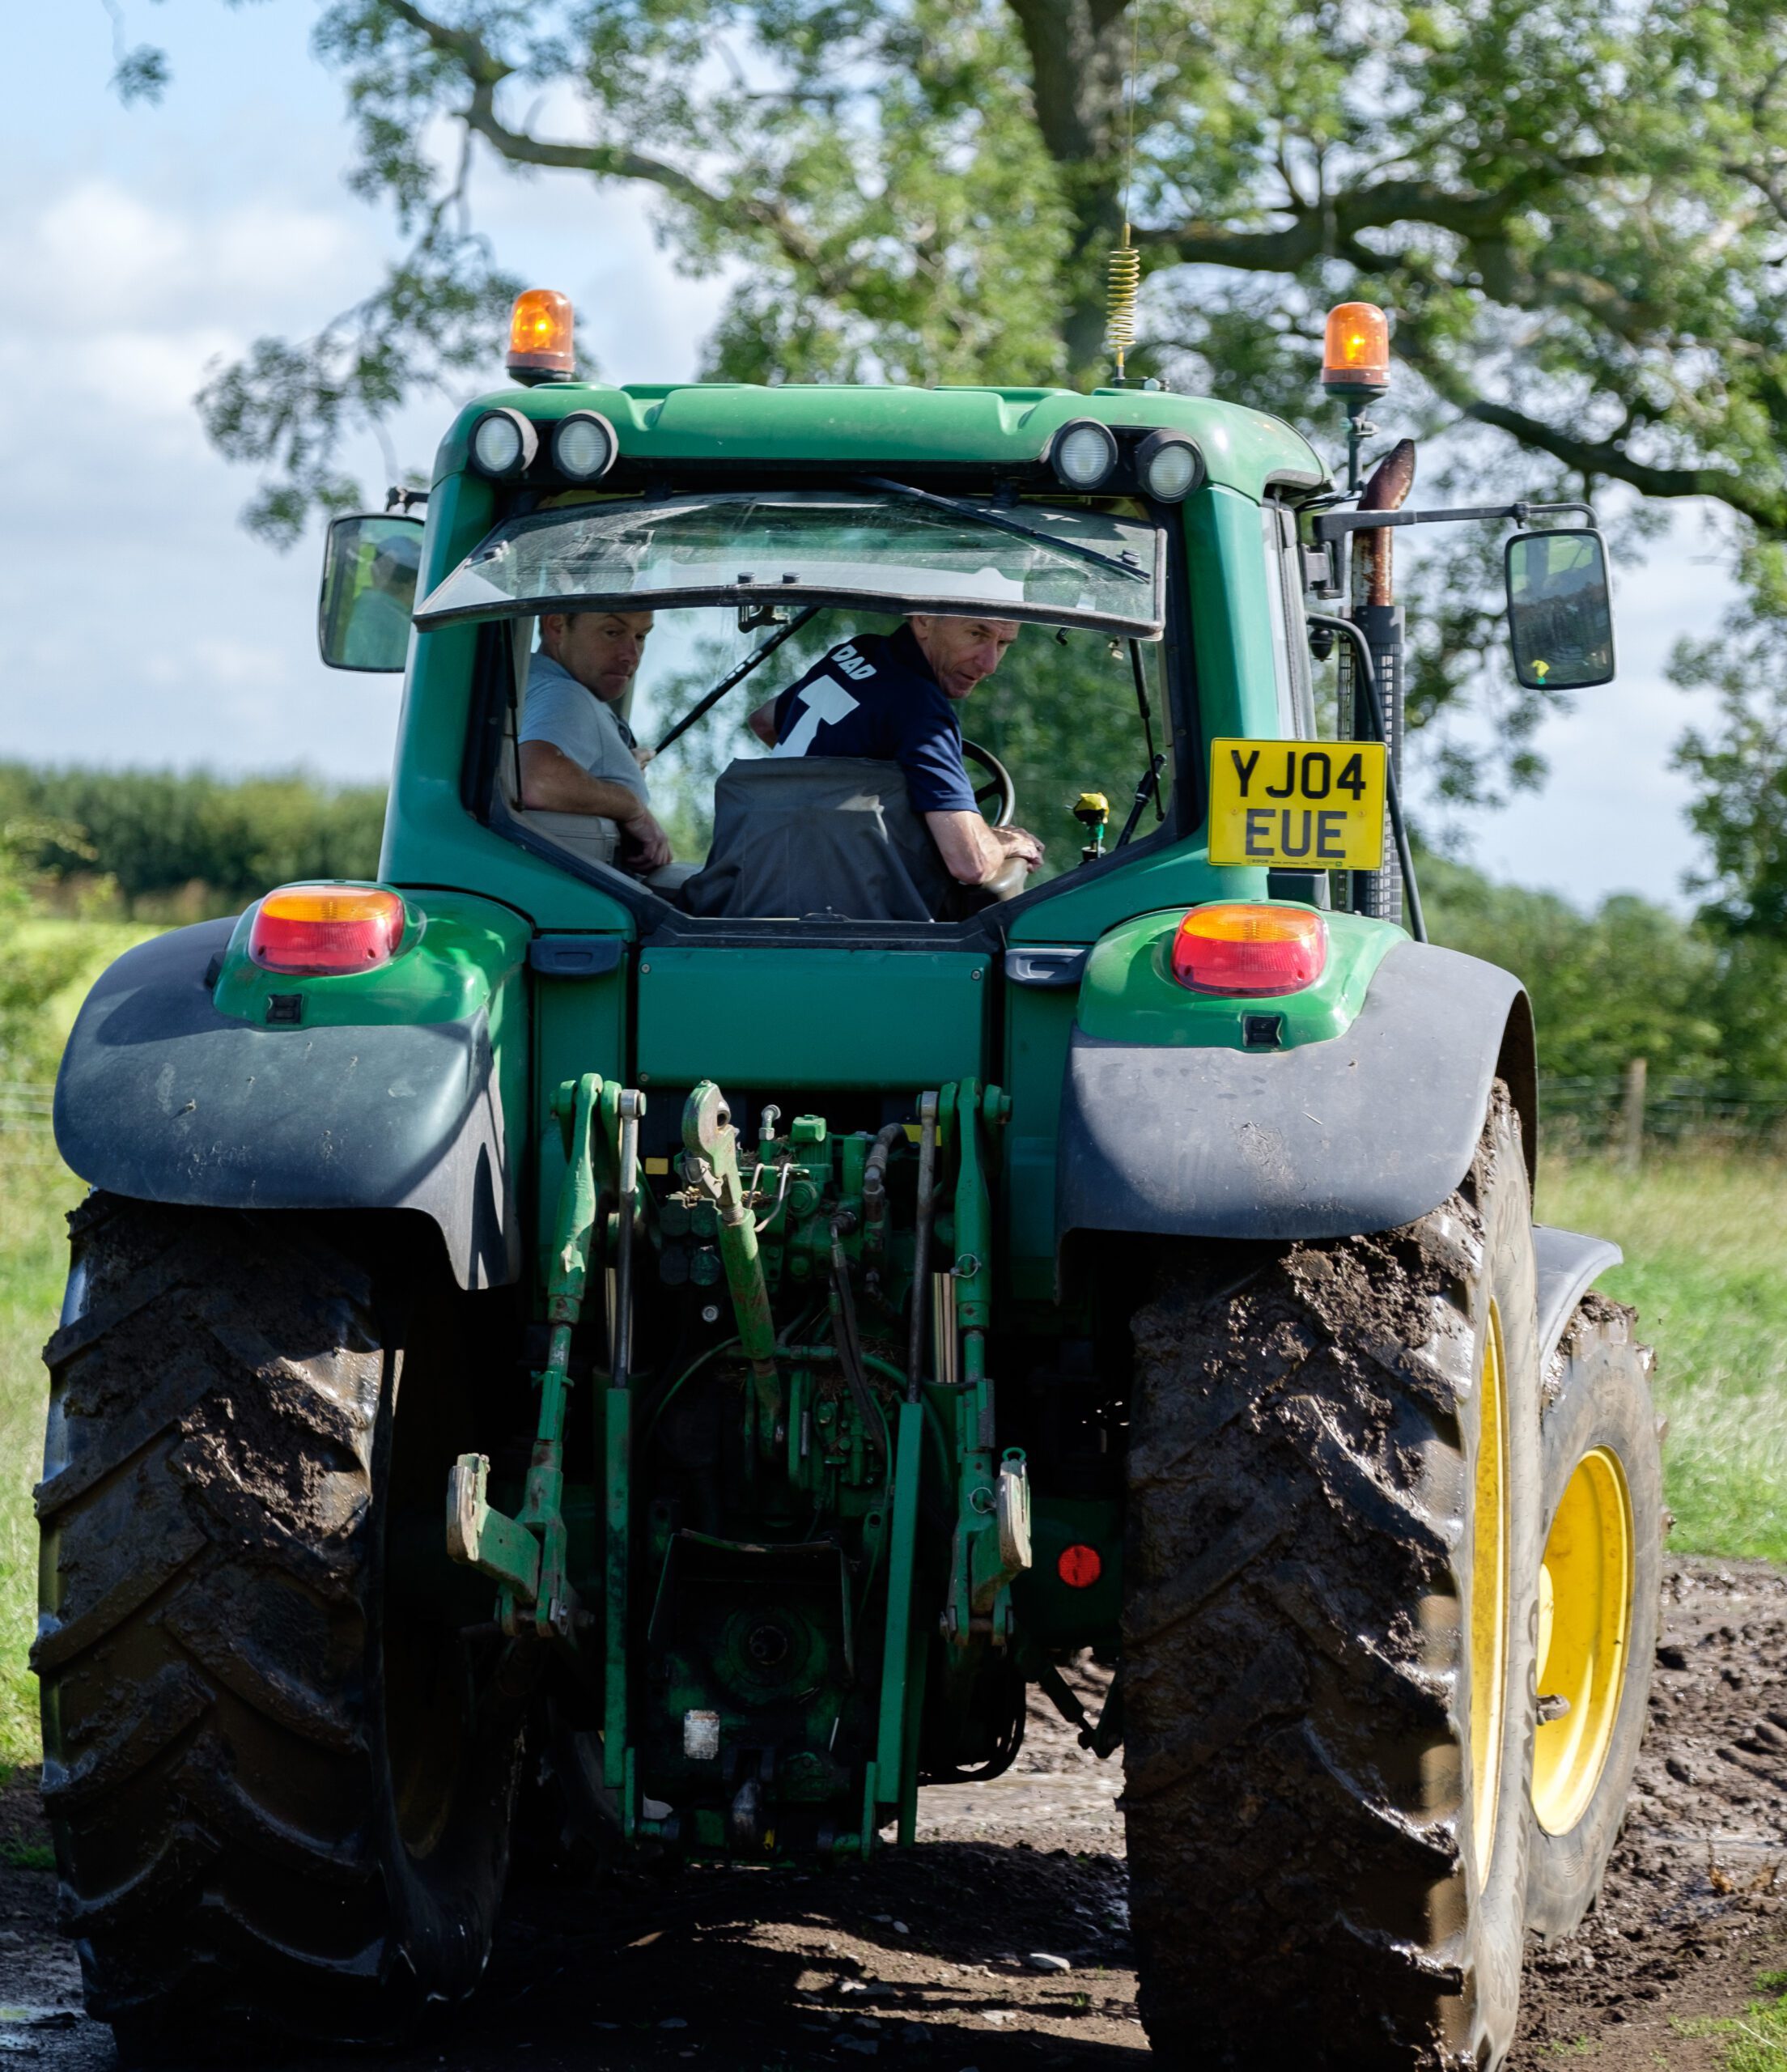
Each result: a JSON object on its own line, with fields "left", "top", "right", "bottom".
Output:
{"left": 682, "top": 757, "right": 957, "bottom": 922}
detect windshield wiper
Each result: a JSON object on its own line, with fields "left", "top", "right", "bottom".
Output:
{"left": 653, "top": 605, "right": 821, "bottom": 756}
{"left": 855, "top": 476, "right": 1152, "bottom": 584}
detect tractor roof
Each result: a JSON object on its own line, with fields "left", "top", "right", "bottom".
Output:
{"left": 435, "top": 381, "right": 1327, "bottom": 503}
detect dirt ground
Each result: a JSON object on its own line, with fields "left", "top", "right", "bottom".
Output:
{"left": 0, "top": 1556, "right": 1781, "bottom": 2069}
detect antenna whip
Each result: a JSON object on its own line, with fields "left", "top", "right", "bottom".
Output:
{"left": 1104, "top": 2, "right": 1144, "bottom": 383}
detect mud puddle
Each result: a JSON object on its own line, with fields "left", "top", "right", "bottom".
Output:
{"left": 0, "top": 1560, "right": 1779, "bottom": 2067}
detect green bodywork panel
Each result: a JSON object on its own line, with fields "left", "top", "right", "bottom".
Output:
{"left": 636, "top": 949, "right": 991, "bottom": 1092}
{"left": 210, "top": 889, "right": 531, "bottom": 1029}
{"left": 1076, "top": 905, "right": 1403, "bottom": 1049}
{"left": 431, "top": 380, "right": 1323, "bottom": 503}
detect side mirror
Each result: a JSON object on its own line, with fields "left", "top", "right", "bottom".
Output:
{"left": 318, "top": 513, "right": 426, "bottom": 672}
{"left": 1504, "top": 526, "right": 1615, "bottom": 690}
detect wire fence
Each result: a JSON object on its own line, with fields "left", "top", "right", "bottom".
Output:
{"left": 1543, "top": 1074, "right": 1787, "bottom": 1156}
{"left": 0, "top": 1084, "right": 53, "bottom": 1132}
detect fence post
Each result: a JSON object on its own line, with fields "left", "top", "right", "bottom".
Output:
{"left": 1619, "top": 1057, "right": 1648, "bottom": 1171}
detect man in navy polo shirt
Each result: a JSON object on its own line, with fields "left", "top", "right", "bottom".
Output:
{"left": 746, "top": 615, "right": 1045, "bottom": 889}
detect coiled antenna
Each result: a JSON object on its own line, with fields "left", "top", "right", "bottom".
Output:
{"left": 1106, "top": 232, "right": 1140, "bottom": 381}
{"left": 1105, "top": 3, "right": 1144, "bottom": 384}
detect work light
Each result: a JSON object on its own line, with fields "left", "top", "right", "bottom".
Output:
{"left": 552, "top": 410, "right": 617, "bottom": 482}
{"left": 1049, "top": 419, "right": 1118, "bottom": 491}
{"left": 1135, "top": 431, "right": 1203, "bottom": 503}
{"left": 469, "top": 408, "right": 538, "bottom": 479}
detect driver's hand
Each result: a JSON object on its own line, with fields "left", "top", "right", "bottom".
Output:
{"left": 632, "top": 745, "right": 656, "bottom": 770}
{"left": 995, "top": 825, "right": 1045, "bottom": 869}
{"left": 623, "top": 807, "right": 674, "bottom": 872}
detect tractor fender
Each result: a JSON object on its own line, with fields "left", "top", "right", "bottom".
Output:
{"left": 1056, "top": 937, "right": 1536, "bottom": 1246}
{"left": 1532, "top": 1225, "right": 1623, "bottom": 1367}
{"left": 53, "top": 917, "right": 521, "bottom": 1290}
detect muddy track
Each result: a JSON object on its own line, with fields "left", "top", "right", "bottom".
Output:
{"left": 0, "top": 1557, "right": 1780, "bottom": 2069}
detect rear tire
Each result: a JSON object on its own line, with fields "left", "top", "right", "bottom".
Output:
{"left": 1123, "top": 1086, "right": 1543, "bottom": 2069}
{"left": 1524, "top": 1293, "right": 1662, "bottom": 1941}
{"left": 36, "top": 1195, "right": 526, "bottom": 2057}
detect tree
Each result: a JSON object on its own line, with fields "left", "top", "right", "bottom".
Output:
{"left": 1670, "top": 571, "right": 1787, "bottom": 1089}
{"left": 119, "top": 0, "right": 1787, "bottom": 798}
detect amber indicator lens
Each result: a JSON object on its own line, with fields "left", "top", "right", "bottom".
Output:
{"left": 1322, "top": 301, "right": 1390, "bottom": 393}
{"left": 507, "top": 287, "right": 575, "bottom": 378}
{"left": 249, "top": 885, "right": 405, "bottom": 976}
{"left": 1169, "top": 903, "right": 1327, "bottom": 997}
{"left": 1058, "top": 1544, "right": 1103, "bottom": 1589}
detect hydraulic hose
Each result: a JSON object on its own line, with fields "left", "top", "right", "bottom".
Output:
{"left": 1303, "top": 613, "right": 1427, "bottom": 944}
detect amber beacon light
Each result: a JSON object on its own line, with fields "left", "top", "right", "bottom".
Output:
{"left": 507, "top": 288, "right": 575, "bottom": 384}
{"left": 1322, "top": 301, "right": 1390, "bottom": 397}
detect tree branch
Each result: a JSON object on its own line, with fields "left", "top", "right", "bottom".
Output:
{"left": 1399, "top": 338, "right": 1787, "bottom": 532}
{"left": 381, "top": 0, "right": 854, "bottom": 294}
{"left": 1142, "top": 163, "right": 1611, "bottom": 272}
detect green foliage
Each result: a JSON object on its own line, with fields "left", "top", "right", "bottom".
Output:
{"left": 0, "top": 1140, "right": 82, "bottom": 1765}
{"left": 1420, "top": 851, "right": 1728, "bottom": 1082}
{"left": 1674, "top": 589, "right": 1787, "bottom": 943}
{"left": 1541, "top": 1154, "right": 1787, "bottom": 1563}
{"left": 0, "top": 817, "right": 99, "bottom": 1080}
{"left": 1679, "top": 1966, "right": 1787, "bottom": 2070}
{"left": 100, "top": 0, "right": 1787, "bottom": 820}
{"left": 0, "top": 766, "right": 387, "bottom": 917}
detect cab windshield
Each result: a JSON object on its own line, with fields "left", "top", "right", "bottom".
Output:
{"left": 416, "top": 489, "right": 1165, "bottom": 639}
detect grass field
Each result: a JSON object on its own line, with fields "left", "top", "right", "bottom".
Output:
{"left": 0, "top": 1139, "right": 1781, "bottom": 1765}
{"left": 1539, "top": 1153, "right": 1787, "bottom": 1562}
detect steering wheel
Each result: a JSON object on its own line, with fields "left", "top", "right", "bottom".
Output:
{"left": 960, "top": 738, "right": 1016, "bottom": 828}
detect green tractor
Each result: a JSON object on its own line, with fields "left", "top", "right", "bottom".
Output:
{"left": 40, "top": 287, "right": 1661, "bottom": 2067}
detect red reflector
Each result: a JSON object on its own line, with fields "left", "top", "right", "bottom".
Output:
{"left": 1169, "top": 903, "right": 1326, "bottom": 997}
{"left": 249, "top": 885, "right": 405, "bottom": 976}
{"left": 1058, "top": 1543, "right": 1102, "bottom": 1590}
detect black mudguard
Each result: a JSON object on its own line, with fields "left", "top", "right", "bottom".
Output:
{"left": 1057, "top": 938, "right": 1535, "bottom": 1246}
{"left": 1532, "top": 1225, "right": 1623, "bottom": 1365}
{"left": 53, "top": 919, "right": 520, "bottom": 1289}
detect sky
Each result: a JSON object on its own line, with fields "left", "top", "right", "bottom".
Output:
{"left": 0, "top": 2, "right": 1738, "bottom": 914}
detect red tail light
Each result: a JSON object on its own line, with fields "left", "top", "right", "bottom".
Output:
{"left": 1169, "top": 904, "right": 1326, "bottom": 997}
{"left": 249, "top": 885, "right": 405, "bottom": 975}
{"left": 1058, "top": 1544, "right": 1103, "bottom": 1589}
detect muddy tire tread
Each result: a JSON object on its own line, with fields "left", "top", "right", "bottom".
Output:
{"left": 1123, "top": 1089, "right": 1538, "bottom": 2069}
{"left": 38, "top": 1195, "right": 406, "bottom": 2050}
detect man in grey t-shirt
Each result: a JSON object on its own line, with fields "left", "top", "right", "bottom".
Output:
{"left": 518, "top": 610, "right": 673, "bottom": 869}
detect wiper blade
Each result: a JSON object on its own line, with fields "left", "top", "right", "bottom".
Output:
{"left": 653, "top": 604, "right": 820, "bottom": 756}
{"left": 855, "top": 475, "right": 1152, "bottom": 584}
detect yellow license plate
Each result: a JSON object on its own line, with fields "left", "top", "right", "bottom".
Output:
{"left": 1207, "top": 738, "right": 1387, "bottom": 870}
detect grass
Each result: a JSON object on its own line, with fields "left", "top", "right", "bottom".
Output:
{"left": 1539, "top": 1152, "right": 1787, "bottom": 1561}
{"left": 1680, "top": 1969, "right": 1787, "bottom": 2070}
{"left": 0, "top": 1142, "right": 79, "bottom": 1767}
{"left": 0, "top": 1135, "right": 1781, "bottom": 1767}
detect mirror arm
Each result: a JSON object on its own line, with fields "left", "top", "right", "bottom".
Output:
{"left": 1304, "top": 613, "right": 1427, "bottom": 945}
{"left": 1311, "top": 499, "right": 1597, "bottom": 546}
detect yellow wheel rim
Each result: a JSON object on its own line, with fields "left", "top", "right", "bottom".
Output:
{"left": 1469, "top": 1304, "right": 1510, "bottom": 1875}
{"left": 1531, "top": 1446, "right": 1634, "bottom": 1836}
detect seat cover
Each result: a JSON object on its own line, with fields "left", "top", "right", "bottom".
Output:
{"left": 683, "top": 757, "right": 956, "bottom": 920}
